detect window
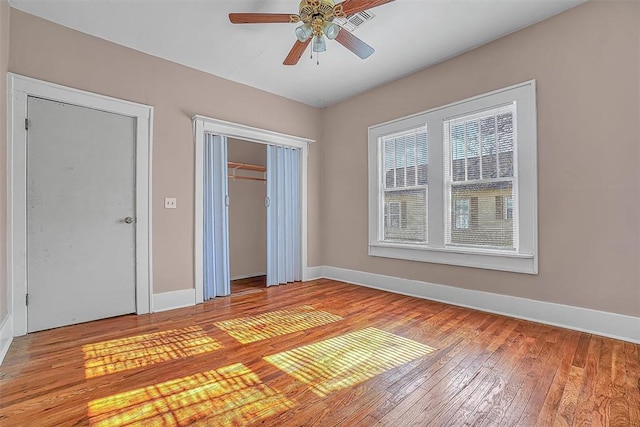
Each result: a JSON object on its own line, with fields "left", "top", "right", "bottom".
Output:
{"left": 495, "top": 196, "right": 514, "bottom": 221}
{"left": 368, "top": 81, "right": 537, "bottom": 274}
{"left": 505, "top": 196, "right": 514, "bottom": 220}
{"left": 454, "top": 199, "right": 470, "bottom": 229}
{"left": 385, "top": 202, "right": 401, "bottom": 229}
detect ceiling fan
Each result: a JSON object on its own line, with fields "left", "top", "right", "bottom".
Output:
{"left": 229, "top": 0, "right": 395, "bottom": 65}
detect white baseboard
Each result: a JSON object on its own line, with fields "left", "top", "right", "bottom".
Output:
{"left": 305, "top": 266, "right": 323, "bottom": 281}
{"left": 230, "top": 272, "right": 266, "bottom": 281}
{"left": 322, "top": 266, "right": 640, "bottom": 344}
{"left": 0, "top": 314, "right": 14, "bottom": 365}
{"left": 152, "top": 289, "right": 196, "bottom": 313}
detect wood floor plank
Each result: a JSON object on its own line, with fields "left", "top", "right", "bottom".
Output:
{"left": 624, "top": 342, "right": 640, "bottom": 426}
{"left": 553, "top": 365, "right": 585, "bottom": 426}
{"left": 532, "top": 329, "right": 581, "bottom": 426}
{"left": 572, "top": 332, "right": 592, "bottom": 368}
{"left": 0, "top": 279, "right": 638, "bottom": 427}
{"left": 608, "top": 341, "right": 630, "bottom": 426}
{"left": 565, "top": 334, "right": 601, "bottom": 426}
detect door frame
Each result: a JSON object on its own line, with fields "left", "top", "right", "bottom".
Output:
{"left": 192, "top": 115, "right": 314, "bottom": 304}
{"left": 7, "top": 74, "right": 154, "bottom": 336}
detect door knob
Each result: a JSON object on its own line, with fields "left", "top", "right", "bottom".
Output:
{"left": 124, "top": 217, "right": 135, "bottom": 224}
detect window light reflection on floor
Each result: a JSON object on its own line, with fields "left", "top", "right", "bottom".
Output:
{"left": 264, "top": 327, "right": 436, "bottom": 397}
{"left": 88, "top": 362, "right": 296, "bottom": 426}
{"left": 214, "top": 305, "right": 343, "bottom": 344}
{"left": 83, "top": 326, "right": 222, "bottom": 378}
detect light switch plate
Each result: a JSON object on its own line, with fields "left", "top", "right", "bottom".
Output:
{"left": 164, "top": 197, "right": 177, "bottom": 209}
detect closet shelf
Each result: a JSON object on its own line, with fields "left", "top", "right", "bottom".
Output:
{"left": 228, "top": 161, "right": 266, "bottom": 173}
{"left": 227, "top": 175, "right": 266, "bottom": 182}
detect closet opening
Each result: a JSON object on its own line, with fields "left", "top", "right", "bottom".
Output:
{"left": 193, "top": 116, "right": 313, "bottom": 305}
{"left": 227, "top": 139, "right": 267, "bottom": 295}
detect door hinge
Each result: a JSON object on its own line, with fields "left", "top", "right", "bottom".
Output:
{"left": 25, "top": 118, "right": 30, "bottom": 130}
{"left": 25, "top": 293, "right": 29, "bottom": 306}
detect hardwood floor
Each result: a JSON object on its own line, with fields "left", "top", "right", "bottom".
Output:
{"left": 231, "top": 275, "right": 266, "bottom": 295}
{"left": 1, "top": 279, "right": 638, "bottom": 426}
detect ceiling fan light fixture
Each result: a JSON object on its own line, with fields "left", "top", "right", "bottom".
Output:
{"left": 313, "top": 35, "right": 327, "bottom": 52}
{"left": 323, "top": 22, "right": 340, "bottom": 40}
{"left": 295, "top": 23, "right": 313, "bottom": 42}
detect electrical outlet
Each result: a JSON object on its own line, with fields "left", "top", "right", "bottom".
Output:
{"left": 164, "top": 197, "right": 177, "bottom": 209}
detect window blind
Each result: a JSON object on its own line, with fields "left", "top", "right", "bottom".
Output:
{"left": 444, "top": 104, "right": 518, "bottom": 250}
{"left": 381, "top": 126, "right": 428, "bottom": 243}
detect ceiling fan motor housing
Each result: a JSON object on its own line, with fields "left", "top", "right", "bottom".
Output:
{"left": 299, "top": 0, "right": 344, "bottom": 23}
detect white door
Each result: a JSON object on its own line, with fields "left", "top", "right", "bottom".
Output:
{"left": 26, "top": 96, "right": 137, "bottom": 332}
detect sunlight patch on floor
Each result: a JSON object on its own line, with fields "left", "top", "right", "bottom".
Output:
{"left": 214, "top": 305, "right": 342, "bottom": 344}
{"left": 83, "top": 326, "right": 222, "bottom": 378}
{"left": 264, "top": 327, "right": 436, "bottom": 397}
{"left": 87, "top": 362, "right": 296, "bottom": 426}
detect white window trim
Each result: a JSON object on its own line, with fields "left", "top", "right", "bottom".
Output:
{"left": 192, "top": 116, "right": 314, "bottom": 304}
{"left": 7, "top": 74, "right": 154, "bottom": 336}
{"left": 368, "top": 80, "right": 537, "bottom": 274}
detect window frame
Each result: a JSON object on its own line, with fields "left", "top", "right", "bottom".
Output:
{"left": 368, "top": 80, "right": 537, "bottom": 274}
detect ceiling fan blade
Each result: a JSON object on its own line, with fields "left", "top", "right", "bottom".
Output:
{"left": 335, "top": 29, "right": 374, "bottom": 59}
{"left": 283, "top": 39, "right": 312, "bottom": 65}
{"left": 336, "top": 0, "right": 395, "bottom": 16}
{"left": 229, "top": 13, "right": 299, "bottom": 24}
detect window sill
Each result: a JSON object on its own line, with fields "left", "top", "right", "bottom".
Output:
{"left": 369, "top": 242, "right": 537, "bottom": 274}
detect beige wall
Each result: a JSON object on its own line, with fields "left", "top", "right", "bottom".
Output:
{"left": 322, "top": 1, "right": 640, "bottom": 317}
{"left": 8, "top": 10, "right": 322, "bottom": 295}
{"left": 228, "top": 137, "right": 268, "bottom": 167}
{"left": 0, "top": 0, "right": 9, "bottom": 320}
{"left": 227, "top": 139, "right": 267, "bottom": 279}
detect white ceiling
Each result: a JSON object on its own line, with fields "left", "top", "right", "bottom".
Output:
{"left": 9, "top": 0, "right": 586, "bottom": 107}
